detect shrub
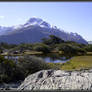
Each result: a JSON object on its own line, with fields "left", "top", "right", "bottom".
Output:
{"left": 42, "top": 35, "right": 64, "bottom": 45}
{"left": 57, "top": 43, "right": 86, "bottom": 55}
{"left": 33, "top": 43, "right": 51, "bottom": 53}
{"left": 9, "top": 43, "right": 34, "bottom": 53}
{"left": 17, "top": 55, "right": 50, "bottom": 76}
{"left": 0, "top": 74, "right": 11, "bottom": 83}
{"left": 0, "top": 55, "right": 17, "bottom": 83}
{"left": 85, "top": 45, "right": 92, "bottom": 52}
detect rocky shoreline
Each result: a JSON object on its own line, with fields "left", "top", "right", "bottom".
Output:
{"left": 17, "top": 69, "right": 92, "bottom": 91}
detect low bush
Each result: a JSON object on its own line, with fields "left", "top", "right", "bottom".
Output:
{"left": 33, "top": 43, "right": 51, "bottom": 53}
{"left": 57, "top": 43, "right": 86, "bottom": 55}
{"left": 17, "top": 55, "right": 51, "bottom": 76}
{"left": 0, "top": 55, "right": 17, "bottom": 83}
{"left": 85, "top": 44, "right": 92, "bottom": 52}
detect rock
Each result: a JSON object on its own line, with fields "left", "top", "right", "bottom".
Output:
{"left": 17, "top": 69, "right": 92, "bottom": 90}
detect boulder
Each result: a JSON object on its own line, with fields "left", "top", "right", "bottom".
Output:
{"left": 17, "top": 69, "right": 92, "bottom": 90}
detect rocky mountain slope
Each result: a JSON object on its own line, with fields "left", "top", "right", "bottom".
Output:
{"left": 18, "top": 69, "right": 92, "bottom": 90}
{"left": 0, "top": 17, "right": 88, "bottom": 44}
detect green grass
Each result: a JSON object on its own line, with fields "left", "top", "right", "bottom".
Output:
{"left": 87, "top": 52, "right": 92, "bottom": 55}
{"left": 23, "top": 51, "right": 43, "bottom": 55}
{"left": 60, "top": 56, "right": 92, "bottom": 70}
{"left": 1, "top": 51, "right": 43, "bottom": 56}
{"left": 1, "top": 52, "right": 8, "bottom": 55}
{"left": 48, "top": 62, "right": 63, "bottom": 69}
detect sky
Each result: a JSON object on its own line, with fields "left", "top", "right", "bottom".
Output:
{"left": 0, "top": 2, "right": 92, "bottom": 41}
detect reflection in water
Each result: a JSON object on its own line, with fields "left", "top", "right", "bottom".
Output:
{"left": 4, "top": 56, "right": 22, "bottom": 64}
{"left": 36, "top": 53, "right": 72, "bottom": 63}
{"left": 44, "top": 57, "right": 70, "bottom": 63}
{"left": 4, "top": 53, "right": 72, "bottom": 63}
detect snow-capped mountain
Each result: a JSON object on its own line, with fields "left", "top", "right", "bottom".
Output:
{"left": 23, "top": 17, "right": 51, "bottom": 28}
{"left": 0, "top": 17, "right": 88, "bottom": 44}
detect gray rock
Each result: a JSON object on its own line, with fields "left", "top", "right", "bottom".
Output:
{"left": 17, "top": 69, "right": 92, "bottom": 90}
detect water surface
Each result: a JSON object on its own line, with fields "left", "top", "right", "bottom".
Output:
{"left": 4, "top": 53, "right": 72, "bottom": 63}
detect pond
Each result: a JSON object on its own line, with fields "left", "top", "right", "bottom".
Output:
{"left": 36, "top": 53, "right": 72, "bottom": 63}
{"left": 4, "top": 53, "right": 72, "bottom": 63}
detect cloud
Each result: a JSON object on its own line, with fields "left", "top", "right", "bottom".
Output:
{"left": 18, "top": 18, "right": 23, "bottom": 21}
{"left": 0, "top": 16, "right": 5, "bottom": 19}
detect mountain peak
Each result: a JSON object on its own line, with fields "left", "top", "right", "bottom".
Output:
{"left": 27, "top": 17, "right": 43, "bottom": 24}
{"left": 24, "top": 17, "right": 43, "bottom": 26}
{"left": 0, "top": 17, "right": 88, "bottom": 44}
{"left": 24, "top": 17, "right": 51, "bottom": 28}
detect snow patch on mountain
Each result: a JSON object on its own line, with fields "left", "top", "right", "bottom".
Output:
{"left": 24, "top": 17, "right": 52, "bottom": 28}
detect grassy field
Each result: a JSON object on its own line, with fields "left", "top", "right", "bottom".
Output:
{"left": 87, "top": 52, "right": 92, "bottom": 56}
{"left": 60, "top": 56, "right": 92, "bottom": 71}
{"left": 47, "top": 52, "right": 92, "bottom": 71}
{"left": 23, "top": 51, "right": 43, "bottom": 55}
{"left": 48, "top": 62, "right": 63, "bottom": 69}
{"left": 1, "top": 51, "right": 43, "bottom": 56}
